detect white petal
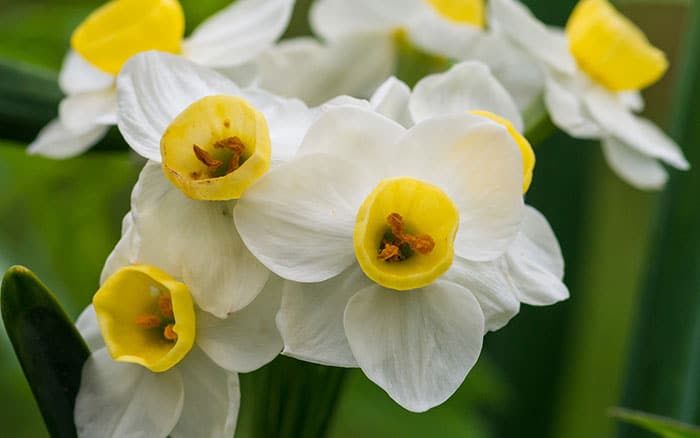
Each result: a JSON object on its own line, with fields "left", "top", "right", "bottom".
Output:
{"left": 58, "top": 50, "right": 114, "bottom": 95}
{"left": 543, "top": 73, "right": 602, "bottom": 138}
{"left": 410, "top": 61, "right": 523, "bottom": 131}
{"left": 257, "top": 35, "right": 396, "bottom": 106}
{"left": 59, "top": 89, "right": 117, "bottom": 132}
{"left": 27, "top": 119, "right": 108, "bottom": 158}
{"left": 196, "top": 276, "right": 283, "bottom": 373}
{"left": 406, "top": 5, "right": 481, "bottom": 60}
{"left": 444, "top": 257, "right": 519, "bottom": 331}
{"left": 117, "top": 52, "right": 239, "bottom": 162}
{"left": 75, "top": 305, "right": 105, "bottom": 352}
{"left": 100, "top": 212, "right": 139, "bottom": 284}
{"left": 278, "top": 265, "right": 370, "bottom": 367}
{"left": 370, "top": 76, "right": 413, "bottom": 127}
{"left": 584, "top": 87, "right": 689, "bottom": 169}
{"left": 235, "top": 154, "right": 367, "bottom": 282}
{"left": 75, "top": 348, "right": 184, "bottom": 438}
{"left": 397, "top": 114, "right": 525, "bottom": 261}
{"left": 489, "top": 0, "right": 575, "bottom": 74}
{"left": 132, "top": 162, "right": 270, "bottom": 317}
{"left": 344, "top": 281, "right": 485, "bottom": 412}
{"left": 183, "top": 0, "right": 295, "bottom": 68}
{"left": 297, "top": 106, "right": 406, "bottom": 178}
{"left": 505, "top": 206, "right": 568, "bottom": 305}
{"left": 601, "top": 137, "right": 669, "bottom": 190}
{"left": 465, "top": 31, "right": 545, "bottom": 112}
{"left": 311, "top": 0, "right": 420, "bottom": 40}
{"left": 170, "top": 347, "right": 240, "bottom": 438}
{"left": 241, "top": 88, "right": 315, "bottom": 162}
{"left": 618, "top": 91, "right": 644, "bottom": 113}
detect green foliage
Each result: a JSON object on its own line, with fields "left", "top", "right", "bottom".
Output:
{"left": 619, "top": 1, "right": 700, "bottom": 435}
{"left": 611, "top": 408, "right": 700, "bottom": 438}
{"left": 1, "top": 266, "right": 89, "bottom": 438}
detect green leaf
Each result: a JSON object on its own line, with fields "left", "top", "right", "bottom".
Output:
{"left": 611, "top": 408, "right": 700, "bottom": 438}
{"left": 0, "top": 57, "right": 126, "bottom": 152}
{"left": 618, "top": 1, "right": 700, "bottom": 434}
{"left": 1, "top": 265, "right": 90, "bottom": 438}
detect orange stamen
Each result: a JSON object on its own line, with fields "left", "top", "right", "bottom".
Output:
{"left": 214, "top": 136, "right": 246, "bottom": 173}
{"left": 135, "top": 314, "right": 162, "bottom": 329}
{"left": 379, "top": 213, "right": 435, "bottom": 262}
{"left": 163, "top": 324, "right": 178, "bottom": 341}
{"left": 193, "top": 144, "right": 223, "bottom": 170}
{"left": 378, "top": 243, "right": 402, "bottom": 262}
{"left": 159, "top": 295, "right": 174, "bottom": 318}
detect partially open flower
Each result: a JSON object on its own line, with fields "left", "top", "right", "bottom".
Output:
{"left": 29, "top": 0, "right": 294, "bottom": 159}
{"left": 490, "top": 0, "right": 688, "bottom": 190}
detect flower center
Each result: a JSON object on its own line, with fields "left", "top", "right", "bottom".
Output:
{"left": 161, "top": 95, "right": 272, "bottom": 201}
{"left": 93, "top": 265, "right": 196, "bottom": 372}
{"left": 378, "top": 213, "right": 436, "bottom": 262}
{"left": 565, "top": 0, "right": 667, "bottom": 91}
{"left": 71, "top": 0, "right": 185, "bottom": 75}
{"left": 425, "top": 0, "right": 485, "bottom": 27}
{"left": 354, "top": 177, "right": 459, "bottom": 291}
{"left": 469, "top": 110, "right": 535, "bottom": 193}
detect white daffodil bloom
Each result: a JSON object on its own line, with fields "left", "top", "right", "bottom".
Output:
{"left": 29, "top": 0, "right": 294, "bottom": 158}
{"left": 114, "top": 50, "right": 315, "bottom": 317}
{"left": 312, "top": 0, "right": 484, "bottom": 60}
{"left": 490, "top": 0, "right": 689, "bottom": 189}
{"left": 234, "top": 104, "right": 530, "bottom": 412}
{"left": 368, "top": 62, "right": 567, "bottom": 306}
{"left": 73, "top": 212, "right": 283, "bottom": 437}
{"left": 273, "top": 0, "right": 540, "bottom": 111}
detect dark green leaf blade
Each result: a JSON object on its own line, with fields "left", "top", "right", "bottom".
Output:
{"left": 1, "top": 265, "right": 90, "bottom": 438}
{"left": 611, "top": 407, "right": 700, "bottom": 438}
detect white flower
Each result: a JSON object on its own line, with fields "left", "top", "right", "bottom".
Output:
{"left": 233, "top": 103, "right": 528, "bottom": 411}
{"left": 113, "top": 51, "right": 315, "bottom": 317}
{"left": 368, "top": 62, "right": 567, "bottom": 305}
{"left": 29, "top": 0, "right": 294, "bottom": 158}
{"left": 259, "top": 0, "right": 540, "bottom": 112}
{"left": 489, "top": 0, "right": 689, "bottom": 189}
{"left": 74, "top": 211, "right": 283, "bottom": 437}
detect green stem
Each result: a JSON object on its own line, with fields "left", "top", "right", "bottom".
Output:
{"left": 238, "top": 356, "right": 346, "bottom": 438}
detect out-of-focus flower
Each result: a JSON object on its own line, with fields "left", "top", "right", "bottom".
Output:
{"left": 73, "top": 213, "right": 282, "bottom": 437}
{"left": 29, "top": 0, "right": 294, "bottom": 158}
{"left": 490, "top": 0, "right": 689, "bottom": 189}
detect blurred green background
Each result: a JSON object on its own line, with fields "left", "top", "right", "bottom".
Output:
{"left": 0, "top": 0, "right": 696, "bottom": 437}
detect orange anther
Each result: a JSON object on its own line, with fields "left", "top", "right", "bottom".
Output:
{"left": 159, "top": 295, "right": 174, "bottom": 318}
{"left": 135, "top": 314, "right": 162, "bottom": 329}
{"left": 163, "top": 324, "right": 178, "bottom": 341}
{"left": 378, "top": 243, "right": 402, "bottom": 262}
{"left": 193, "top": 144, "right": 223, "bottom": 170}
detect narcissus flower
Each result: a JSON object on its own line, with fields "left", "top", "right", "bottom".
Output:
{"left": 490, "top": 0, "right": 689, "bottom": 189}
{"left": 29, "top": 0, "right": 294, "bottom": 158}
{"left": 234, "top": 106, "right": 530, "bottom": 411}
{"left": 74, "top": 212, "right": 282, "bottom": 437}
{"left": 114, "top": 51, "right": 314, "bottom": 316}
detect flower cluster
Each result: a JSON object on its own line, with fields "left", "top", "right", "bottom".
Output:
{"left": 30, "top": 0, "right": 687, "bottom": 436}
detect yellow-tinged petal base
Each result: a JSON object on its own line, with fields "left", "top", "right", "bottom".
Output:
{"left": 425, "top": 0, "right": 485, "bottom": 27}
{"left": 354, "top": 177, "right": 459, "bottom": 291}
{"left": 161, "top": 95, "right": 272, "bottom": 201}
{"left": 470, "top": 110, "right": 535, "bottom": 193}
{"left": 71, "top": 0, "right": 185, "bottom": 75}
{"left": 93, "top": 265, "right": 195, "bottom": 372}
{"left": 566, "top": 0, "right": 667, "bottom": 91}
